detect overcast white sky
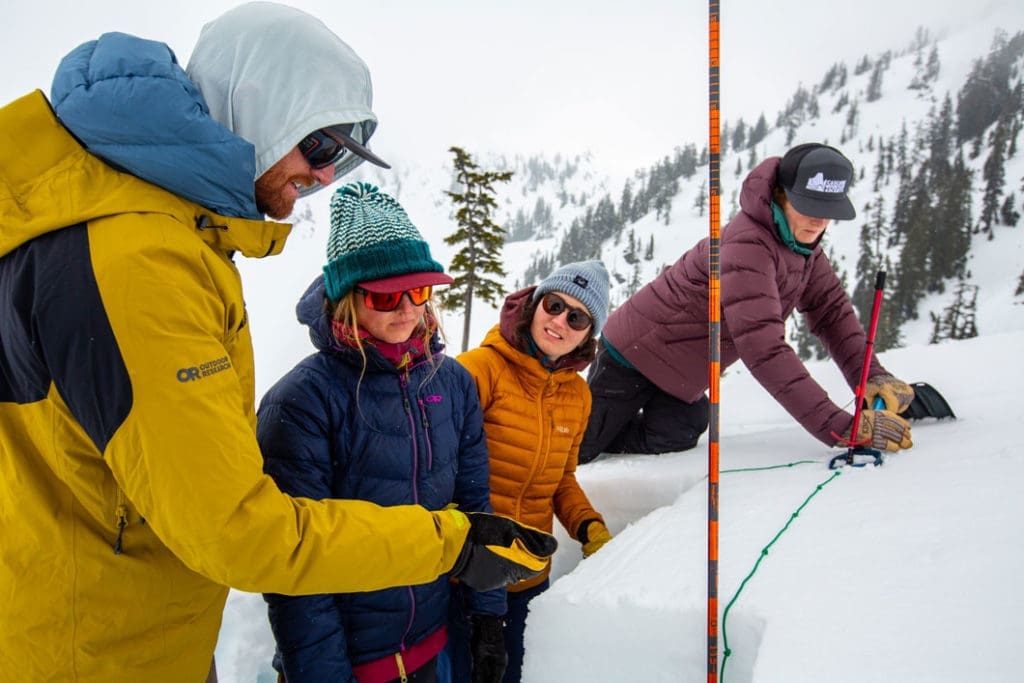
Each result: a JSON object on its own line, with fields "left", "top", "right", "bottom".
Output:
{"left": 2, "top": 0, "right": 1021, "bottom": 174}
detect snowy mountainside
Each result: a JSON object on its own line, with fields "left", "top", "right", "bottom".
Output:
{"left": 239, "top": 20, "right": 1024, "bottom": 397}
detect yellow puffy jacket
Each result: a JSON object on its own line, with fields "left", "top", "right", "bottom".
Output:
{"left": 0, "top": 92, "right": 468, "bottom": 682}
{"left": 458, "top": 316, "right": 604, "bottom": 592}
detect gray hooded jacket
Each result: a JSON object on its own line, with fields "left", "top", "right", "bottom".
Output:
{"left": 187, "top": 1, "right": 379, "bottom": 185}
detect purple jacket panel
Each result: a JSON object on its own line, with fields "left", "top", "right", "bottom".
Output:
{"left": 602, "top": 157, "right": 885, "bottom": 446}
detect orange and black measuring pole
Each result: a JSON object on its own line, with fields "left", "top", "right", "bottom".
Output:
{"left": 706, "top": 2, "right": 722, "bottom": 682}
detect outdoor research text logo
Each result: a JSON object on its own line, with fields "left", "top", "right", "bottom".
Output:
{"left": 177, "top": 356, "right": 232, "bottom": 382}
{"left": 805, "top": 172, "right": 847, "bottom": 194}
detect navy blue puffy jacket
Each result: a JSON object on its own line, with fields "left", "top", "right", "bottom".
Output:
{"left": 257, "top": 278, "right": 504, "bottom": 682}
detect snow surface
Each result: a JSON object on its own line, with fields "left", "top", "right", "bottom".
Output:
{"left": 216, "top": 331, "right": 1024, "bottom": 682}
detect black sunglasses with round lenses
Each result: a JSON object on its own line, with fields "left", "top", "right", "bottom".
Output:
{"left": 298, "top": 125, "right": 353, "bottom": 170}
{"left": 540, "top": 293, "right": 593, "bottom": 331}
{"left": 355, "top": 285, "right": 432, "bottom": 312}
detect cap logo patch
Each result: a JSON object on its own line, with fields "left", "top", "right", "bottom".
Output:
{"left": 573, "top": 275, "right": 589, "bottom": 288}
{"left": 805, "top": 172, "right": 847, "bottom": 194}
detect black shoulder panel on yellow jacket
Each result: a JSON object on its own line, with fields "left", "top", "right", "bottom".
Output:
{"left": 0, "top": 223, "right": 131, "bottom": 452}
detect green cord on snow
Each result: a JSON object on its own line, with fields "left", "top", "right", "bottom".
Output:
{"left": 718, "top": 469, "right": 842, "bottom": 683}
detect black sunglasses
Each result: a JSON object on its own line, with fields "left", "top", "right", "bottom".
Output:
{"left": 297, "top": 125, "right": 354, "bottom": 170}
{"left": 540, "top": 293, "right": 593, "bottom": 331}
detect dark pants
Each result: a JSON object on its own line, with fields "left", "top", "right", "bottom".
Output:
{"left": 501, "top": 580, "right": 549, "bottom": 683}
{"left": 444, "top": 579, "right": 549, "bottom": 683}
{"left": 579, "top": 344, "right": 709, "bottom": 463}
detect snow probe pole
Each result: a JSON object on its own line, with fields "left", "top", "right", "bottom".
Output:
{"left": 829, "top": 270, "right": 886, "bottom": 469}
{"left": 706, "top": 2, "right": 722, "bottom": 681}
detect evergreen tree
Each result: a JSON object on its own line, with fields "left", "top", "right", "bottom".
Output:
{"left": 890, "top": 170, "right": 931, "bottom": 320}
{"left": 832, "top": 91, "right": 849, "bottom": 114}
{"left": 889, "top": 123, "right": 913, "bottom": 245}
{"left": 623, "top": 229, "right": 639, "bottom": 265}
{"left": 956, "top": 30, "right": 1024, "bottom": 143}
{"left": 619, "top": 180, "right": 634, "bottom": 224}
{"left": 922, "top": 98, "right": 972, "bottom": 290}
{"left": 808, "top": 95, "right": 820, "bottom": 120}
{"left": 820, "top": 62, "right": 846, "bottom": 92}
{"left": 1001, "top": 193, "right": 1020, "bottom": 227}
{"left": 929, "top": 151, "right": 974, "bottom": 287}
{"left": 693, "top": 180, "right": 707, "bottom": 217}
{"left": 523, "top": 252, "right": 555, "bottom": 287}
{"left": 627, "top": 263, "right": 643, "bottom": 298}
{"left": 924, "top": 45, "right": 941, "bottom": 83}
{"left": 866, "top": 60, "right": 885, "bottom": 101}
{"left": 749, "top": 113, "right": 769, "bottom": 147}
{"left": 874, "top": 262, "right": 904, "bottom": 353}
{"left": 929, "top": 279, "right": 979, "bottom": 342}
{"left": 872, "top": 140, "right": 887, "bottom": 192}
{"left": 979, "top": 118, "right": 1009, "bottom": 236}
{"left": 731, "top": 118, "right": 747, "bottom": 151}
{"left": 844, "top": 99, "right": 860, "bottom": 141}
{"left": 852, "top": 198, "right": 889, "bottom": 322}
{"left": 441, "top": 146, "right": 513, "bottom": 352}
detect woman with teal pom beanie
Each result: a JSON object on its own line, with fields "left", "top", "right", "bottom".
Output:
{"left": 257, "top": 183, "right": 506, "bottom": 683}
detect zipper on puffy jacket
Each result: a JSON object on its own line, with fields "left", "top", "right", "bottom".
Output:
{"left": 400, "top": 374, "right": 421, "bottom": 505}
{"left": 417, "top": 398, "right": 435, "bottom": 470}
{"left": 113, "top": 489, "right": 129, "bottom": 555}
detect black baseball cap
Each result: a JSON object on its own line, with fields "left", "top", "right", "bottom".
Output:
{"left": 777, "top": 143, "right": 856, "bottom": 220}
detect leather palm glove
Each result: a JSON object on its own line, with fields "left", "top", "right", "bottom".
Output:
{"left": 579, "top": 520, "right": 613, "bottom": 558}
{"left": 852, "top": 409, "right": 914, "bottom": 452}
{"left": 450, "top": 512, "right": 557, "bottom": 591}
{"left": 865, "top": 374, "right": 915, "bottom": 413}
{"left": 470, "top": 615, "right": 507, "bottom": 683}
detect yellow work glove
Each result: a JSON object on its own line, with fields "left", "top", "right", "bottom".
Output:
{"left": 448, "top": 512, "right": 557, "bottom": 591}
{"left": 580, "top": 520, "right": 613, "bottom": 558}
{"left": 865, "top": 374, "right": 915, "bottom": 413}
{"left": 851, "top": 409, "right": 914, "bottom": 452}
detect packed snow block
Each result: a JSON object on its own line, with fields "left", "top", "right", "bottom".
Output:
{"left": 525, "top": 503, "right": 763, "bottom": 682}
{"left": 550, "top": 452, "right": 709, "bottom": 581}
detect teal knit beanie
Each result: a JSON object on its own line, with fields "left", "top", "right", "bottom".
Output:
{"left": 323, "top": 182, "right": 447, "bottom": 301}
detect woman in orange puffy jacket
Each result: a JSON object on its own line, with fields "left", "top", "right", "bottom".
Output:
{"left": 448, "top": 260, "right": 613, "bottom": 683}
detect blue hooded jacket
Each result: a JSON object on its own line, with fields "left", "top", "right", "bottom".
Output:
{"left": 50, "top": 32, "right": 260, "bottom": 218}
{"left": 257, "top": 278, "right": 504, "bottom": 682}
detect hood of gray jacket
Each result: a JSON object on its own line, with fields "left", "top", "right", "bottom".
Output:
{"left": 187, "top": 2, "right": 381, "bottom": 187}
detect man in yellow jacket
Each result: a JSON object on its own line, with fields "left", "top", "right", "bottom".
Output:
{"left": 0, "top": 4, "right": 553, "bottom": 681}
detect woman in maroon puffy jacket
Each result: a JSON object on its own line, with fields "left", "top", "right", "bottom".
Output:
{"left": 579, "top": 143, "right": 915, "bottom": 463}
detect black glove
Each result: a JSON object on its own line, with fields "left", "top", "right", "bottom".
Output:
{"left": 450, "top": 513, "right": 558, "bottom": 591}
{"left": 470, "top": 615, "right": 507, "bottom": 683}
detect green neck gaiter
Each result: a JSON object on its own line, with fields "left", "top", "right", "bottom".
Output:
{"left": 771, "top": 201, "right": 814, "bottom": 257}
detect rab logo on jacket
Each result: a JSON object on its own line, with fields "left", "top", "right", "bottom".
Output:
{"left": 176, "top": 356, "right": 232, "bottom": 382}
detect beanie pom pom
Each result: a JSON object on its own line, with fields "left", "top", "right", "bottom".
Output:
{"left": 338, "top": 181, "right": 380, "bottom": 200}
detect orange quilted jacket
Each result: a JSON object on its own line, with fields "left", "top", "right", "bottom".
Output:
{"left": 458, "top": 318, "right": 604, "bottom": 592}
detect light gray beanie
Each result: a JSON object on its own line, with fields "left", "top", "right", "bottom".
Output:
{"left": 532, "top": 260, "right": 611, "bottom": 332}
